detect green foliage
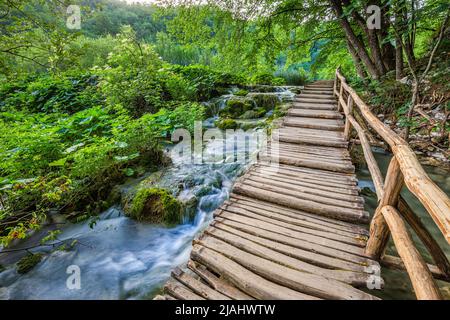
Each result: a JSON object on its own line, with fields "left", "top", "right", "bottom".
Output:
{"left": 128, "top": 188, "right": 183, "bottom": 225}
{"left": 170, "top": 64, "right": 246, "bottom": 101}
{"left": 234, "top": 89, "right": 249, "bottom": 96}
{"left": 0, "top": 71, "right": 101, "bottom": 114}
{"left": 16, "top": 253, "right": 43, "bottom": 274}
{"left": 220, "top": 98, "right": 253, "bottom": 118}
{"left": 250, "top": 72, "right": 286, "bottom": 85}
{"left": 100, "top": 26, "right": 165, "bottom": 117}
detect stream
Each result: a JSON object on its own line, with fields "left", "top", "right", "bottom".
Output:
{"left": 0, "top": 88, "right": 449, "bottom": 300}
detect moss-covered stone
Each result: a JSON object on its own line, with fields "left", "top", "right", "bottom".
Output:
{"left": 234, "top": 89, "right": 249, "bottom": 96}
{"left": 16, "top": 253, "right": 43, "bottom": 274}
{"left": 128, "top": 188, "right": 183, "bottom": 225}
{"left": 248, "top": 93, "right": 280, "bottom": 111}
{"left": 215, "top": 119, "right": 239, "bottom": 130}
{"left": 219, "top": 98, "right": 253, "bottom": 118}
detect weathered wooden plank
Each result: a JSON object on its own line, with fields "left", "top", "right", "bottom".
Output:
{"left": 288, "top": 109, "right": 343, "bottom": 119}
{"left": 229, "top": 194, "right": 369, "bottom": 234}
{"left": 239, "top": 176, "right": 364, "bottom": 207}
{"left": 215, "top": 210, "right": 366, "bottom": 254}
{"left": 194, "top": 235, "right": 378, "bottom": 300}
{"left": 200, "top": 227, "right": 370, "bottom": 286}
{"left": 210, "top": 222, "right": 373, "bottom": 273}
{"left": 233, "top": 183, "right": 369, "bottom": 223}
{"left": 164, "top": 278, "right": 206, "bottom": 300}
{"left": 213, "top": 217, "right": 371, "bottom": 265}
{"left": 171, "top": 267, "right": 231, "bottom": 300}
{"left": 223, "top": 201, "right": 365, "bottom": 239}
{"left": 191, "top": 245, "right": 317, "bottom": 300}
{"left": 187, "top": 261, "right": 254, "bottom": 300}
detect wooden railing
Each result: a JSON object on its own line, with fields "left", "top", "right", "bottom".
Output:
{"left": 334, "top": 68, "right": 450, "bottom": 300}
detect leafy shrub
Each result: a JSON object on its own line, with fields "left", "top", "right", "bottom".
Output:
{"left": 250, "top": 72, "right": 286, "bottom": 85}
{"left": 170, "top": 64, "right": 247, "bottom": 101}
{"left": 0, "top": 71, "right": 102, "bottom": 114}
{"left": 100, "top": 26, "right": 164, "bottom": 117}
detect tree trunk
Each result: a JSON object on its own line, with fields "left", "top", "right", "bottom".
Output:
{"left": 329, "top": 0, "right": 381, "bottom": 79}
{"left": 395, "top": 37, "right": 404, "bottom": 80}
{"left": 346, "top": 39, "right": 368, "bottom": 80}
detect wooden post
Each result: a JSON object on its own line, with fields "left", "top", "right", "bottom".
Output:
{"left": 381, "top": 206, "right": 442, "bottom": 300}
{"left": 365, "top": 157, "right": 404, "bottom": 259}
{"left": 337, "top": 79, "right": 344, "bottom": 113}
{"left": 344, "top": 95, "right": 353, "bottom": 140}
{"left": 397, "top": 196, "right": 450, "bottom": 277}
{"left": 333, "top": 70, "right": 338, "bottom": 98}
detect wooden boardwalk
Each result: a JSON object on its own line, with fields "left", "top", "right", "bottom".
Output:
{"left": 156, "top": 81, "right": 383, "bottom": 300}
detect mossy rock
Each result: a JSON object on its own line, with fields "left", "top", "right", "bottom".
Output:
{"left": 16, "top": 253, "right": 43, "bottom": 274}
{"left": 234, "top": 89, "right": 249, "bottom": 96}
{"left": 219, "top": 98, "right": 253, "bottom": 118}
{"left": 215, "top": 119, "right": 239, "bottom": 130}
{"left": 239, "top": 110, "right": 265, "bottom": 119}
{"left": 128, "top": 188, "right": 183, "bottom": 225}
{"left": 248, "top": 93, "right": 280, "bottom": 111}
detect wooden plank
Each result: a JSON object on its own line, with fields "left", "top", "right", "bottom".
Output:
{"left": 232, "top": 183, "right": 369, "bottom": 223}
{"left": 239, "top": 176, "right": 364, "bottom": 207}
{"left": 191, "top": 245, "right": 317, "bottom": 299}
{"left": 215, "top": 210, "right": 366, "bottom": 254}
{"left": 194, "top": 235, "right": 378, "bottom": 300}
{"left": 210, "top": 222, "right": 373, "bottom": 273}
{"left": 223, "top": 201, "right": 366, "bottom": 239}
{"left": 288, "top": 109, "right": 343, "bottom": 119}
{"left": 218, "top": 205, "right": 366, "bottom": 246}
{"left": 203, "top": 227, "right": 374, "bottom": 287}
{"left": 171, "top": 267, "right": 231, "bottom": 300}
{"left": 229, "top": 195, "right": 369, "bottom": 235}
{"left": 164, "top": 278, "right": 206, "bottom": 300}
{"left": 213, "top": 217, "right": 372, "bottom": 265}
{"left": 187, "top": 261, "right": 254, "bottom": 300}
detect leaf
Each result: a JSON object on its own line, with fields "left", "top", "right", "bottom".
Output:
{"left": 49, "top": 158, "right": 67, "bottom": 167}
{"left": 123, "top": 167, "right": 135, "bottom": 177}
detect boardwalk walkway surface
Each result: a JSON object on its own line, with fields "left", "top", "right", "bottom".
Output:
{"left": 156, "top": 81, "right": 383, "bottom": 300}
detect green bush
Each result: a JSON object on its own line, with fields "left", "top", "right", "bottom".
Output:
{"left": 0, "top": 71, "right": 102, "bottom": 114}
{"left": 250, "top": 72, "right": 285, "bottom": 85}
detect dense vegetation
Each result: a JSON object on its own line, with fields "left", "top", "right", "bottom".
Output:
{"left": 0, "top": 0, "right": 448, "bottom": 249}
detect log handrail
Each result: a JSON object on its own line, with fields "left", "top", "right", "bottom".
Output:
{"left": 334, "top": 68, "right": 450, "bottom": 299}
{"left": 334, "top": 69, "right": 450, "bottom": 243}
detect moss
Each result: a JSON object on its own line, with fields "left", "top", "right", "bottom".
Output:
{"left": 234, "top": 89, "right": 248, "bottom": 96}
{"left": 248, "top": 93, "right": 280, "bottom": 111}
{"left": 215, "top": 119, "right": 239, "bottom": 130}
{"left": 219, "top": 98, "right": 253, "bottom": 118}
{"left": 16, "top": 253, "right": 43, "bottom": 274}
{"left": 128, "top": 188, "right": 183, "bottom": 225}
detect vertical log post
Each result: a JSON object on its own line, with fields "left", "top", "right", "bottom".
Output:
{"left": 337, "top": 78, "right": 344, "bottom": 113}
{"left": 344, "top": 95, "right": 353, "bottom": 140}
{"left": 381, "top": 206, "right": 442, "bottom": 300}
{"left": 333, "top": 70, "right": 338, "bottom": 98}
{"left": 366, "top": 157, "right": 404, "bottom": 259}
